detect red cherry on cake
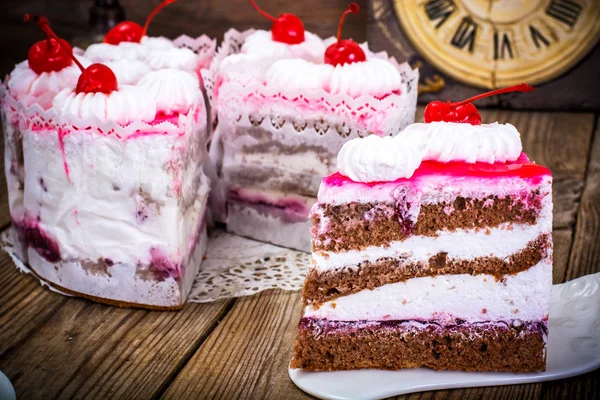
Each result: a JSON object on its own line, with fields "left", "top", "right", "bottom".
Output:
{"left": 74, "top": 63, "right": 118, "bottom": 94}
{"left": 424, "top": 84, "right": 535, "bottom": 125}
{"left": 248, "top": 0, "right": 305, "bottom": 44}
{"left": 24, "top": 15, "right": 73, "bottom": 74}
{"left": 26, "top": 14, "right": 118, "bottom": 94}
{"left": 104, "top": 0, "right": 177, "bottom": 45}
{"left": 324, "top": 3, "right": 366, "bottom": 66}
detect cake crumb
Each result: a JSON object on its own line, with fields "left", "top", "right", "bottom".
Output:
{"left": 513, "top": 309, "right": 519, "bottom": 314}
{"left": 331, "top": 302, "right": 337, "bottom": 309}
{"left": 402, "top": 299, "right": 407, "bottom": 305}
{"left": 482, "top": 308, "right": 487, "bottom": 314}
{"left": 383, "top": 314, "right": 390, "bottom": 319}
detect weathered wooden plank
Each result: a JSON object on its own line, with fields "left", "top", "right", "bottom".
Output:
{"left": 0, "top": 249, "right": 68, "bottom": 360}
{"left": 0, "top": 248, "right": 234, "bottom": 400}
{"left": 51, "top": 300, "right": 234, "bottom": 400}
{"left": 552, "top": 228, "right": 574, "bottom": 285}
{"left": 540, "top": 368, "right": 599, "bottom": 400}
{"left": 162, "top": 289, "right": 307, "bottom": 399}
{"left": 565, "top": 117, "right": 600, "bottom": 280}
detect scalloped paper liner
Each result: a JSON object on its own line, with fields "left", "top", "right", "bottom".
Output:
{"left": 201, "top": 28, "right": 419, "bottom": 135}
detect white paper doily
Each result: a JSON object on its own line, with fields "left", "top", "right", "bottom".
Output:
{"left": 1, "top": 227, "right": 310, "bottom": 303}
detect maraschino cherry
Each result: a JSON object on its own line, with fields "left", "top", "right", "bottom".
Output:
{"left": 248, "top": 0, "right": 305, "bottom": 44}
{"left": 423, "top": 84, "right": 535, "bottom": 125}
{"left": 26, "top": 14, "right": 118, "bottom": 94}
{"left": 104, "top": 0, "right": 177, "bottom": 45}
{"left": 24, "top": 14, "right": 73, "bottom": 74}
{"left": 324, "top": 3, "right": 366, "bottom": 66}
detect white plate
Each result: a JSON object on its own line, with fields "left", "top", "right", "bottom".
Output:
{"left": 290, "top": 273, "right": 600, "bottom": 400}
{"left": 0, "top": 370, "right": 16, "bottom": 400}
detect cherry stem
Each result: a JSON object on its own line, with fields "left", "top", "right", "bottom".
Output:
{"left": 248, "top": 0, "right": 277, "bottom": 22}
{"left": 452, "top": 84, "right": 535, "bottom": 107}
{"left": 336, "top": 3, "right": 360, "bottom": 42}
{"left": 142, "top": 0, "right": 177, "bottom": 36}
{"left": 24, "top": 14, "right": 85, "bottom": 72}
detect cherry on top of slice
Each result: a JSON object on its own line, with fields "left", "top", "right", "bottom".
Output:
{"left": 423, "top": 84, "right": 535, "bottom": 125}
{"left": 24, "top": 14, "right": 73, "bottom": 74}
{"left": 324, "top": 3, "right": 366, "bottom": 66}
{"left": 248, "top": 0, "right": 305, "bottom": 45}
{"left": 104, "top": 0, "right": 177, "bottom": 45}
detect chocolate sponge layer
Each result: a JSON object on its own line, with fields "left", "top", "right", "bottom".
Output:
{"left": 291, "top": 318, "right": 547, "bottom": 372}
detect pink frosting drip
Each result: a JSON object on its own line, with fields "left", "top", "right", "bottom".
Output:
{"left": 323, "top": 152, "right": 552, "bottom": 188}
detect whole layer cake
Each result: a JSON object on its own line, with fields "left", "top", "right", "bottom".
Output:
{"left": 2, "top": 14, "right": 214, "bottom": 309}
{"left": 204, "top": 4, "right": 418, "bottom": 251}
{"left": 292, "top": 114, "right": 553, "bottom": 371}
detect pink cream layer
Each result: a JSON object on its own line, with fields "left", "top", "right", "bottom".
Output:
{"left": 319, "top": 153, "right": 552, "bottom": 204}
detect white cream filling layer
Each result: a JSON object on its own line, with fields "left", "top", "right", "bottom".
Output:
{"left": 304, "top": 258, "right": 552, "bottom": 324}
{"left": 223, "top": 150, "right": 333, "bottom": 177}
{"left": 22, "top": 122, "right": 208, "bottom": 267}
{"left": 313, "top": 218, "right": 551, "bottom": 273}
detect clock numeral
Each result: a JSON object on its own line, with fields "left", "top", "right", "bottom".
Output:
{"left": 425, "top": 0, "right": 456, "bottom": 29}
{"left": 451, "top": 17, "right": 477, "bottom": 53}
{"left": 529, "top": 25, "right": 551, "bottom": 48}
{"left": 546, "top": 0, "right": 582, "bottom": 28}
{"left": 493, "top": 32, "right": 514, "bottom": 60}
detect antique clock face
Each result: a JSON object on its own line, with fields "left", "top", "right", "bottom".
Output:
{"left": 393, "top": 0, "right": 600, "bottom": 88}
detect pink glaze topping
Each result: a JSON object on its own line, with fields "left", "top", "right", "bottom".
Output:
{"left": 324, "top": 152, "right": 551, "bottom": 189}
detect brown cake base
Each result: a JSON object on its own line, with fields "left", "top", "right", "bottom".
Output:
{"left": 291, "top": 318, "right": 547, "bottom": 372}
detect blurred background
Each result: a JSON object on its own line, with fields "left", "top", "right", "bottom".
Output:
{"left": 1, "top": 0, "right": 598, "bottom": 110}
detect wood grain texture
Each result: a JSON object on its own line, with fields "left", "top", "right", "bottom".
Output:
{"left": 0, "top": 0, "right": 367, "bottom": 76}
{"left": 0, "top": 246, "right": 234, "bottom": 400}
{"left": 564, "top": 117, "right": 600, "bottom": 280}
{"left": 0, "top": 251, "right": 68, "bottom": 360}
{"left": 162, "top": 289, "right": 307, "bottom": 399}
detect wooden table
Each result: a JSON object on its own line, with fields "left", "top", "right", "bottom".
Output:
{"left": 0, "top": 108, "right": 599, "bottom": 399}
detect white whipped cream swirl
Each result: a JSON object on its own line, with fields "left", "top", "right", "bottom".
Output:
{"left": 105, "top": 59, "right": 151, "bottom": 85}
{"left": 337, "top": 122, "right": 523, "bottom": 182}
{"left": 137, "top": 69, "right": 202, "bottom": 114}
{"left": 52, "top": 85, "right": 157, "bottom": 124}
{"left": 264, "top": 57, "right": 402, "bottom": 97}
{"left": 402, "top": 122, "right": 522, "bottom": 164}
{"left": 241, "top": 30, "right": 325, "bottom": 64}
{"left": 7, "top": 59, "right": 92, "bottom": 108}
{"left": 145, "top": 47, "right": 198, "bottom": 72}
{"left": 84, "top": 42, "right": 145, "bottom": 62}
{"left": 337, "top": 134, "right": 422, "bottom": 182}
{"left": 140, "top": 36, "right": 176, "bottom": 50}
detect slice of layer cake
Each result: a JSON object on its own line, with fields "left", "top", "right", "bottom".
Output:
{"left": 292, "top": 91, "right": 553, "bottom": 372}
